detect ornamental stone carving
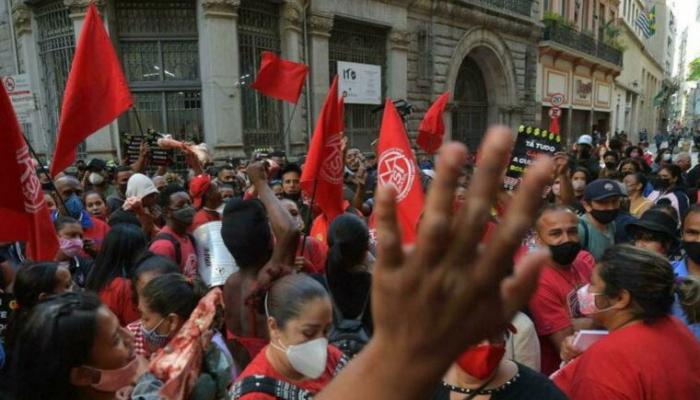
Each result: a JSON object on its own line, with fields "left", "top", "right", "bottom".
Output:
{"left": 63, "top": 0, "right": 105, "bottom": 15}
{"left": 309, "top": 14, "right": 333, "bottom": 37}
{"left": 12, "top": 1, "right": 31, "bottom": 35}
{"left": 389, "top": 29, "right": 411, "bottom": 50}
{"left": 201, "top": 0, "right": 240, "bottom": 18}
{"left": 281, "top": 1, "right": 302, "bottom": 31}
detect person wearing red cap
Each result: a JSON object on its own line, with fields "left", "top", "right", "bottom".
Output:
{"left": 190, "top": 174, "right": 223, "bottom": 231}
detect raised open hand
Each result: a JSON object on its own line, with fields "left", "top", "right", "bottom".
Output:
{"left": 317, "top": 126, "right": 553, "bottom": 400}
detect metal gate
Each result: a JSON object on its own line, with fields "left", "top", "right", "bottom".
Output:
{"left": 452, "top": 57, "right": 488, "bottom": 152}
{"left": 238, "top": 0, "right": 283, "bottom": 152}
{"left": 35, "top": 0, "right": 75, "bottom": 154}
{"left": 329, "top": 19, "right": 387, "bottom": 151}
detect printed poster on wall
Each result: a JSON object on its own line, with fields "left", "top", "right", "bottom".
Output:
{"left": 337, "top": 61, "right": 382, "bottom": 105}
{"left": 504, "top": 125, "right": 561, "bottom": 190}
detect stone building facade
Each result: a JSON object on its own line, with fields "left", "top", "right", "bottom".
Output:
{"left": 7, "top": 0, "right": 542, "bottom": 162}
{"left": 537, "top": 0, "right": 623, "bottom": 145}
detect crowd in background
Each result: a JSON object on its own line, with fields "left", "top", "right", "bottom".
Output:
{"left": 0, "top": 127, "right": 698, "bottom": 400}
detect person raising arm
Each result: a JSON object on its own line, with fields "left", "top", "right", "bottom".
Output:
{"left": 315, "top": 126, "right": 553, "bottom": 400}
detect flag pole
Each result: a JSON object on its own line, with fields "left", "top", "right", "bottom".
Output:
{"left": 22, "top": 134, "right": 68, "bottom": 212}
{"left": 299, "top": 177, "right": 319, "bottom": 259}
{"left": 132, "top": 106, "right": 146, "bottom": 136}
{"left": 283, "top": 101, "right": 300, "bottom": 156}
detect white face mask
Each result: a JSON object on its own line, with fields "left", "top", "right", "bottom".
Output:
{"left": 88, "top": 172, "right": 105, "bottom": 185}
{"left": 273, "top": 337, "right": 328, "bottom": 379}
{"left": 572, "top": 180, "right": 586, "bottom": 191}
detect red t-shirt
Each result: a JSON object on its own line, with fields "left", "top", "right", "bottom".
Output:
{"left": 553, "top": 316, "right": 700, "bottom": 399}
{"left": 296, "top": 236, "right": 328, "bottom": 274}
{"left": 235, "top": 345, "right": 345, "bottom": 399}
{"left": 528, "top": 250, "right": 595, "bottom": 374}
{"left": 190, "top": 209, "right": 221, "bottom": 232}
{"left": 99, "top": 277, "right": 140, "bottom": 326}
{"left": 84, "top": 216, "right": 110, "bottom": 252}
{"left": 149, "top": 226, "right": 198, "bottom": 278}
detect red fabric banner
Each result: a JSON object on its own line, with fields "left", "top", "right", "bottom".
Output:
{"left": 251, "top": 51, "right": 309, "bottom": 104}
{"left": 300, "top": 76, "right": 344, "bottom": 223}
{"left": 51, "top": 3, "right": 132, "bottom": 176}
{"left": 416, "top": 92, "right": 450, "bottom": 154}
{"left": 373, "top": 99, "right": 425, "bottom": 244}
{"left": 0, "top": 82, "right": 59, "bottom": 260}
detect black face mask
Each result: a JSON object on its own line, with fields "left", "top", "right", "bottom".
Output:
{"left": 683, "top": 241, "right": 700, "bottom": 264}
{"left": 549, "top": 241, "right": 582, "bottom": 266}
{"left": 590, "top": 209, "right": 618, "bottom": 224}
{"left": 653, "top": 178, "right": 671, "bottom": 191}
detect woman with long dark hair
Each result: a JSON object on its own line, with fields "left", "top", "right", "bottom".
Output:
{"left": 85, "top": 223, "right": 148, "bottom": 325}
{"left": 10, "top": 292, "right": 144, "bottom": 400}
{"left": 325, "top": 214, "right": 373, "bottom": 333}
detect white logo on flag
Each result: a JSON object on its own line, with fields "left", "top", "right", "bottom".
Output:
{"left": 378, "top": 148, "right": 415, "bottom": 201}
{"left": 16, "top": 145, "right": 44, "bottom": 213}
{"left": 319, "top": 134, "right": 344, "bottom": 185}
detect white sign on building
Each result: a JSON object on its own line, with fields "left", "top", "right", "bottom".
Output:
{"left": 2, "top": 74, "right": 35, "bottom": 124}
{"left": 337, "top": 61, "right": 382, "bottom": 105}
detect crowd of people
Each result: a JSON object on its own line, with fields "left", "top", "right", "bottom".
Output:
{"left": 0, "top": 126, "right": 699, "bottom": 400}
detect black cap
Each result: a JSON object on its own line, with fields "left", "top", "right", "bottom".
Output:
{"left": 584, "top": 179, "right": 625, "bottom": 201}
{"left": 625, "top": 209, "right": 678, "bottom": 244}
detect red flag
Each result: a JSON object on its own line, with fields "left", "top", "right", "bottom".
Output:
{"left": 300, "top": 76, "right": 344, "bottom": 222}
{"left": 50, "top": 4, "right": 132, "bottom": 176}
{"left": 416, "top": 92, "right": 450, "bottom": 154}
{"left": 372, "top": 99, "right": 425, "bottom": 244}
{"left": 0, "top": 82, "right": 59, "bottom": 260}
{"left": 251, "top": 51, "right": 309, "bottom": 104}
{"left": 549, "top": 116, "right": 560, "bottom": 135}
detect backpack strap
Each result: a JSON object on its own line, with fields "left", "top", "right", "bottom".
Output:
{"left": 230, "top": 375, "right": 313, "bottom": 400}
{"left": 152, "top": 232, "right": 182, "bottom": 265}
{"left": 579, "top": 218, "right": 590, "bottom": 250}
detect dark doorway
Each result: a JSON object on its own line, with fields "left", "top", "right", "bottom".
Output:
{"left": 452, "top": 56, "right": 488, "bottom": 151}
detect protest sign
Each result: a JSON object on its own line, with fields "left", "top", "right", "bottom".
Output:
{"left": 504, "top": 125, "right": 561, "bottom": 190}
{"left": 123, "top": 129, "right": 172, "bottom": 166}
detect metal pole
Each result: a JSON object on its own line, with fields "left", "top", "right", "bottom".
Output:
{"left": 284, "top": 101, "right": 300, "bottom": 155}
{"left": 132, "top": 106, "right": 146, "bottom": 136}
{"left": 299, "top": 177, "right": 318, "bottom": 259}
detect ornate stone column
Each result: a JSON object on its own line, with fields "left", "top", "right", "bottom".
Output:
{"left": 281, "top": 0, "right": 305, "bottom": 155}
{"left": 308, "top": 13, "right": 333, "bottom": 125}
{"left": 11, "top": 1, "right": 48, "bottom": 154}
{"left": 197, "top": 0, "right": 245, "bottom": 159}
{"left": 387, "top": 28, "right": 409, "bottom": 101}
{"left": 63, "top": 0, "right": 117, "bottom": 160}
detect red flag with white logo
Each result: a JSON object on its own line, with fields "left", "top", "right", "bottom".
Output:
{"left": 50, "top": 4, "right": 133, "bottom": 176}
{"left": 416, "top": 92, "right": 450, "bottom": 154}
{"left": 0, "top": 81, "right": 59, "bottom": 260}
{"left": 371, "top": 99, "right": 424, "bottom": 244}
{"left": 300, "top": 76, "right": 344, "bottom": 222}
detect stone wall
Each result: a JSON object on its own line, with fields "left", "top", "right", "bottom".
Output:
{"left": 0, "top": 0, "right": 16, "bottom": 76}
{"left": 405, "top": 1, "right": 540, "bottom": 139}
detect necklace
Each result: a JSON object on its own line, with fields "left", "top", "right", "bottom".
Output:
{"left": 441, "top": 373, "right": 520, "bottom": 396}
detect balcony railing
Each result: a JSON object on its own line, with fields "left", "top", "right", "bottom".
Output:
{"left": 543, "top": 25, "right": 623, "bottom": 67}
{"left": 476, "top": 0, "right": 533, "bottom": 17}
